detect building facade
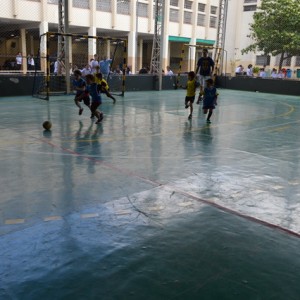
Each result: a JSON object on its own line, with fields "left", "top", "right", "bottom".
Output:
{"left": 225, "top": 0, "right": 300, "bottom": 77}
{"left": 0, "top": 0, "right": 220, "bottom": 74}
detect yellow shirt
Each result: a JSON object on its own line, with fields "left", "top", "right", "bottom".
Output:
{"left": 186, "top": 79, "right": 197, "bottom": 97}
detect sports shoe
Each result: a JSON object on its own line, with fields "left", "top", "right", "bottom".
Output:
{"left": 79, "top": 108, "right": 83, "bottom": 115}
{"left": 206, "top": 119, "right": 211, "bottom": 123}
{"left": 188, "top": 114, "right": 192, "bottom": 120}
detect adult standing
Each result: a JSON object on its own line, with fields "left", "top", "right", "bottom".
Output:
{"left": 27, "top": 54, "right": 35, "bottom": 71}
{"left": 195, "top": 49, "right": 214, "bottom": 103}
{"left": 16, "top": 52, "right": 22, "bottom": 70}
{"left": 166, "top": 66, "right": 174, "bottom": 75}
{"left": 99, "top": 56, "right": 112, "bottom": 77}
{"left": 90, "top": 54, "right": 99, "bottom": 74}
{"left": 246, "top": 64, "right": 253, "bottom": 76}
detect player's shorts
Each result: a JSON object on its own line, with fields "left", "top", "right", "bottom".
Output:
{"left": 75, "top": 94, "right": 90, "bottom": 106}
{"left": 91, "top": 99, "right": 101, "bottom": 112}
{"left": 199, "top": 75, "right": 211, "bottom": 87}
{"left": 185, "top": 96, "right": 195, "bottom": 105}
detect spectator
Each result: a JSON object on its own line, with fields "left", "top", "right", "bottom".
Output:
{"left": 235, "top": 65, "right": 243, "bottom": 76}
{"left": 258, "top": 68, "right": 267, "bottom": 78}
{"left": 166, "top": 66, "right": 174, "bottom": 75}
{"left": 271, "top": 68, "right": 278, "bottom": 78}
{"left": 90, "top": 54, "right": 99, "bottom": 74}
{"left": 81, "top": 64, "right": 92, "bottom": 76}
{"left": 126, "top": 66, "right": 132, "bottom": 75}
{"left": 16, "top": 52, "right": 22, "bottom": 70}
{"left": 139, "top": 66, "right": 148, "bottom": 74}
{"left": 246, "top": 64, "right": 253, "bottom": 76}
{"left": 99, "top": 56, "right": 112, "bottom": 77}
{"left": 27, "top": 54, "right": 35, "bottom": 71}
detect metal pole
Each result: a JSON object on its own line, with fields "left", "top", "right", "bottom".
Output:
{"left": 159, "top": 0, "right": 166, "bottom": 91}
{"left": 64, "top": 0, "right": 71, "bottom": 94}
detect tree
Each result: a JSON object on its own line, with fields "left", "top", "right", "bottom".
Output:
{"left": 241, "top": 0, "right": 300, "bottom": 69}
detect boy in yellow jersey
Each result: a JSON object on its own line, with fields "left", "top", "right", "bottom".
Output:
{"left": 95, "top": 72, "right": 116, "bottom": 104}
{"left": 181, "top": 71, "right": 199, "bottom": 120}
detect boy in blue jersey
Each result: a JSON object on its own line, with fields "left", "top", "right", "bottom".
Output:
{"left": 73, "top": 69, "right": 91, "bottom": 115}
{"left": 202, "top": 78, "right": 218, "bottom": 123}
{"left": 85, "top": 74, "right": 104, "bottom": 124}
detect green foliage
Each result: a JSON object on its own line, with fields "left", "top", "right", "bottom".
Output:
{"left": 253, "top": 66, "right": 260, "bottom": 74}
{"left": 241, "top": 0, "right": 300, "bottom": 69}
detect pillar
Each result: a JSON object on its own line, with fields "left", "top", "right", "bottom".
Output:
{"left": 128, "top": 31, "right": 137, "bottom": 74}
{"left": 137, "top": 38, "right": 143, "bottom": 72}
{"left": 20, "top": 28, "right": 27, "bottom": 74}
{"left": 39, "top": 21, "right": 49, "bottom": 72}
{"left": 189, "top": 38, "right": 197, "bottom": 71}
{"left": 88, "top": 26, "right": 97, "bottom": 62}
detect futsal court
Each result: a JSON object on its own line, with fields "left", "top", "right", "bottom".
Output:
{"left": 1, "top": 89, "right": 300, "bottom": 299}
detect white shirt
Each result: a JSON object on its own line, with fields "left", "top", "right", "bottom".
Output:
{"left": 28, "top": 57, "right": 34, "bottom": 66}
{"left": 90, "top": 60, "right": 99, "bottom": 73}
{"left": 246, "top": 68, "right": 253, "bottom": 76}
{"left": 16, "top": 54, "right": 22, "bottom": 65}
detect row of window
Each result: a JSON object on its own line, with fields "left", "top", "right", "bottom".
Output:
{"left": 45, "top": 0, "right": 219, "bottom": 27}
{"left": 256, "top": 55, "right": 300, "bottom": 67}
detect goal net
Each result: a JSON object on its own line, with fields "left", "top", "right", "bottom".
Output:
{"left": 32, "top": 32, "right": 127, "bottom": 100}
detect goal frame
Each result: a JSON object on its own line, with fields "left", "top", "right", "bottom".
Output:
{"left": 33, "top": 32, "right": 127, "bottom": 100}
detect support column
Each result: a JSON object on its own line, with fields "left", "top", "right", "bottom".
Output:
{"left": 39, "top": 21, "right": 49, "bottom": 72}
{"left": 138, "top": 38, "right": 143, "bottom": 72}
{"left": 88, "top": 27, "right": 97, "bottom": 62}
{"left": 161, "top": 0, "right": 169, "bottom": 72}
{"left": 20, "top": 28, "right": 27, "bottom": 74}
{"left": 128, "top": 31, "right": 137, "bottom": 74}
{"left": 189, "top": 37, "right": 197, "bottom": 71}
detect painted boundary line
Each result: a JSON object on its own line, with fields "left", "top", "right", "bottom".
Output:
{"left": 35, "top": 134, "right": 300, "bottom": 239}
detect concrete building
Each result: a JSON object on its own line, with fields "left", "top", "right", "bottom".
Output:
{"left": 0, "top": 0, "right": 220, "bottom": 74}
{"left": 224, "top": 0, "right": 300, "bottom": 77}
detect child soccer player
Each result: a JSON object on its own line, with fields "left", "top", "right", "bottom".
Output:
{"left": 202, "top": 78, "right": 218, "bottom": 123}
{"left": 73, "top": 69, "right": 91, "bottom": 115}
{"left": 95, "top": 72, "right": 116, "bottom": 104}
{"left": 181, "top": 71, "right": 199, "bottom": 120}
{"left": 86, "top": 74, "right": 104, "bottom": 124}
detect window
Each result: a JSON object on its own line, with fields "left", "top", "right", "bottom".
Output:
{"left": 295, "top": 56, "right": 300, "bottom": 66}
{"left": 210, "top": 6, "right": 217, "bottom": 15}
{"left": 117, "top": 0, "right": 130, "bottom": 15}
{"left": 137, "top": 2, "right": 148, "bottom": 17}
{"left": 244, "top": 0, "right": 257, "bottom": 3}
{"left": 170, "top": 8, "right": 179, "bottom": 22}
{"left": 198, "top": 3, "right": 205, "bottom": 12}
{"left": 184, "top": 0, "right": 192, "bottom": 10}
{"left": 209, "top": 16, "right": 217, "bottom": 28}
{"left": 73, "top": 0, "right": 89, "bottom": 9}
{"left": 255, "top": 55, "right": 270, "bottom": 65}
{"left": 170, "top": 0, "right": 178, "bottom": 7}
{"left": 96, "top": 0, "right": 111, "bottom": 12}
{"left": 197, "top": 14, "right": 205, "bottom": 26}
{"left": 243, "top": 5, "right": 257, "bottom": 11}
{"left": 184, "top": 11, "right": 192, "bottom": 24}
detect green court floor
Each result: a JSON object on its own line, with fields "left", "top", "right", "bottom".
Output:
{"left": 1, "top": 89, "right": 300, "bottom": 299}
